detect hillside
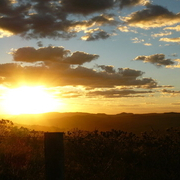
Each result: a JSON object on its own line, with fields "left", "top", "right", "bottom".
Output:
{"left": 3, "top": 112, "right": 180, "bottom": 134}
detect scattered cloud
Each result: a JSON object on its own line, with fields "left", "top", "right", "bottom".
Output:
{"left": 161, "top": 89, "right": 180, "bottom": 95}
{"left": 160, "top": 37, "right": 180, "bottom": 42}
{"left": 134, "top": 54, "right": 176, "bottom": 67}
{"left": 81, "top": 28, "right": 111, "bottom": 41}
{"left": 131, "top": 37, "right": 144, "bottom": 43}
{"left": 144, "top": 43, "right": 152, "bottom": 46}
{"left": 151, "top": 32, "right": 172, "bottom": 38}
{"left": 164, "top": 25, "right": 180, "bottom": 31}
{"left": 0, "top": 0, "right": 161, "bottom": 39}
{"left": 69, "top": 14, "right": 118, "bottom": 33}
{"left": 121, "top": 4, "right": 180, "bottom": 29}
{"left": 169, "top": 53, "right": 178, "bottom": 57}
{"left": 117, "top": 25, "right": 137, "bottom": 33}
{"left": 167, "top": 59, "right": 180, "bottom": 68}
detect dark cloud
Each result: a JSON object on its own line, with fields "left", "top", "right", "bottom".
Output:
{"left": 90, "top": 14, "right": 117, "bottom": 26}
{"left": 70, "top": 14, "right": 117, "bottom": 31}
{"left": 0, "top": 0, "right": 150, "bottom": 39}
{"left": 81, "top": 28, "right": 111, "bottom": 41}
{"left": 12, "top": 46, "right": 70, "bottom": 63}
{"left": 61, "top": 0, "right": 148, "bottom": 15}
{"left": 0, "top": 63, "right": 158, "bottom": 88}
{"left": 64, "top": 51, "right": 99, "bottom": 65}
{"left": 119, "top": 0, "right": 149, "bottom": 9}
{"left": 161, "top": 89, "right": 180, "bottom": 94}
{"left": 12, "top": 46, "right": 98, "bottom": 65}
{"left": 37, "top": 41, "right": 43, "bottom": 47}
{"left": 0, "top": 16, "right": 30, "bottom": 35}
{"left": 87, "top": 89, "right": 153, "bottom": 98}
{"left": 10, "top": 46, "right": 158, "bottom": 89}
{"left": 121, "top": 4, "right": 180, "bottom": 28}
{"left": 118, "top": 68, "right": 143, "bottom": 77}
{"left": 0, "top": 0, "right": 31, "bottom": 17}
{"left": 1, "top": 0, "right": 178, "bottom": 40}
{"left": 61, "top": 0, "right": 115, "bottom": 15}
{"left": 0, "top": 0, "right": 74, "bottom": 38}
{"left": 134, "top": 54, "right": 175, "bottom": 67}
{"left": 96, "top": 65, "right": 116, "bottom": 73}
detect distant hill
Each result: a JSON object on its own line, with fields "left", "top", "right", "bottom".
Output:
{"left": 2, "top": 112, "right": 180, "bottom": 134}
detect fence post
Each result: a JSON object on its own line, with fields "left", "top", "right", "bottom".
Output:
{"left": 44, "top": 132, "right": 64, "bottom": 180}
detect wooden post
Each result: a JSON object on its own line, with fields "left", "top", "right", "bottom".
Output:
{"left": 44, "top": 132, "right": 64, "bottom": 180}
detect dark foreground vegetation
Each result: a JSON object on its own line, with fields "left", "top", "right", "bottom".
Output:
{"left": 1, "top": 119, "right": 180, "bottom": 180}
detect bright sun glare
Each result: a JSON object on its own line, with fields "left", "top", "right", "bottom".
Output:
{"left": 2, "top": 86, "right": 60, "bottom": 115}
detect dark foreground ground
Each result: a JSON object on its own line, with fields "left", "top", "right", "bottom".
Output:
{"left": 1, "top": 114, "right": 180, "bottom": 180}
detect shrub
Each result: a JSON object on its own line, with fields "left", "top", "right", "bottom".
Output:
{"left": 1, "top": 119, "right": 180, "bottom": 180}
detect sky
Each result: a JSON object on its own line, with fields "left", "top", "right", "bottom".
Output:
{"left": 0, "top": 0, "right": 180, "bottom": 115}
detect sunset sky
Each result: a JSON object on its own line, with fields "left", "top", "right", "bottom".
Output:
{"left": 0, "top": 0, "right": 180, "bottom": 115}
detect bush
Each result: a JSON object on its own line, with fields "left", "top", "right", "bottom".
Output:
{"left": 0, "top": 120, "right": 44, "bottom": 180}
{"left": 1, "top": 119, "right": 180, "bottom": 179}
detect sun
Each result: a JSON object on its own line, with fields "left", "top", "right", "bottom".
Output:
{"left": 2, "top": 86, "right": 60, "bottom": 115}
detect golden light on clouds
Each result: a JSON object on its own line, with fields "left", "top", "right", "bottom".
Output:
{"left": 2, "top": 86, "right": 62, "bottom": 115}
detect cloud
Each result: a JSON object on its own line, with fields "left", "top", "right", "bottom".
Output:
{"left": 63, "top": 51, "right": 99, "bottom": 65}
{"left": 117, "top": 25, "right": 137, "bottom": 33}
{"left": 81, "top": 28, "right": 111, "bottom": 41}
{"left": 0, "top": 29, "right": 13, "bottom": 38}
{"left": 121, "top": 4, "right": 180, "bottom": 29}
{"left": 0, "top": 63, "right": 158, "bottom": 88}
{"left": 167, "top": 59, "right": 180, "bottom": 68}
{"left": 131, "top": 37, "right": 144, "bottom": 43}
{"left": 164, "top": 25, "right": 180, "bottom": 31}
{"left": 119, "top": 0, "right": 149, "bottom": 9}
{"left": 11, "top": 46, "right": 99, "bottom": 65}
{"left": 87, "top": 89, "right": 153, "bottom": 98}
{"left": 131, "top": 37, "right": 152, "bottom": 46}
{"left": 144, "top": 43, "right": 152, "bottom": 46}
{"left": 96, "top": 65, "right": 116, "bottom": 73}
{"left": 58, "top": 89, "right": 84, "bottom": 98}
{"left": 61, "top": 0, "right": 149, "bottom": 15}
{"left": 160, "top": 37, "right": 180, "bottom": 42}
{"left": 151, "top": 32, "right": 172, "bottom": 38}
{"left": 0, "top": 0, "right": 31, "bottom": 17}
{"left": 0, "top": 0, "right": 150, "bottom": 39}
{"left": 61, "top": 0, "right": 115, "bottom": 15}
{"left": 0, "top": 16, "right": 30, "bottom": 35}
{"left": 161, "top": 89, "right": 180, "bottom": 95}
{"left": 61, "top": 14, "right": 118, "bottom": 34}
{"left": 12, "top": 46, "right": 70, "bottom": 63}
{"left": 171, "top": 102, "right": 180, "bottom": 105}
{"left": 90, "top": 14, "right": 118, "bottom": 26}
{"left": 134, "top": 54, "right": 175, "bottom": 67}
{"left": 37, "top": 41, "right": 43, "bottom": 47}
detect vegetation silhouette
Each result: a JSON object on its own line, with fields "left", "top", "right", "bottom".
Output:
{"left": 1, "top": 118, "right": 180, "bottom": 179}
